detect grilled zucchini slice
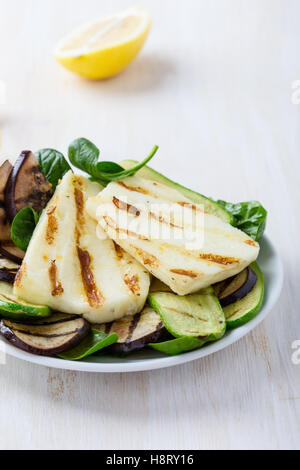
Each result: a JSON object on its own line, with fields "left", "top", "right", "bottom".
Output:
{"left": 224, "top": 262, "right": 264, "bottom": 329}
{"left": 0, "top": 281, "right": 51, "bottom": 320}
{"left": 148, "top": 288, "right": 226, "bottom": 355}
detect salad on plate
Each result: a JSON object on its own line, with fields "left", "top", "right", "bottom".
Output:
{"left": 0, "top": 139, "right": 267, "bottom": 361}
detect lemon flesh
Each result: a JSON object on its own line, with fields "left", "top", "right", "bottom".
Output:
{"left": 54, "top": 8, "right": 151, "bottom": 79}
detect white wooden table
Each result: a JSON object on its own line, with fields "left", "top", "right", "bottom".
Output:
{"left": 0, "top": 0, "right": 299, "bottom": 450}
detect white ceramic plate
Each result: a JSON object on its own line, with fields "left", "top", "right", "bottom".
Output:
{"left": 0, "top": 235, "right": 283, "bottom": 373}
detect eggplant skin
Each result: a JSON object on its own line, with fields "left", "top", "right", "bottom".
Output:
{"left": 219, "top": 267, "right": 257, "bottom": 307}
{"left": 0, "top": 269, "right": 17, "bottom": 284}
{"left": 0, "top": 160, "right": 13, "bottom": 241}
{"left": 110, "top": 324, "right": 168, "bottom": 355}
{"left": 0, "top": 256, "right": 20, "bottom": 284}
{"left": 0, "top": 244, "right": 24, "bottom": 264}
{"left": 5, "top": 151, "right": 52, "bottom": 222}
{"left": 0, "top": 317, "right": 90, "bottom": 356}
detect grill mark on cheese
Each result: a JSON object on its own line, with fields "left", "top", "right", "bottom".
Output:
{"left": 103, "top": 216, "right": 116, "bottom": 229}
{"left": 74, "top": 187, "right": 85, "bottom": 226}
{"left": 130, "top": 245, "right": 159, "bottom": 269}
{"left": 177, "top": 201, "right": 207, "bottom": 213}
{"left": 199, "top": 254, "right": 240, "bottom": 265}
{"left": 46, "top": 205, "right": 58, "bottom": 245}
{"left": 117, "top": 229, "right": 149, "bottom": 241}
{"left": 170, "top": 269, "right": 198, "bottom": 278}
{"left": 245, "top": 239, "right": 258, "bottom": 247}
{"left": 118, "top": 181, "right": 150, "bottom": 195}
{"left": 124, "top": 274, "right": 140, "bottom": 296}
{"left": 149, "top": 212, "right": 183, "bottom": 229}
{"left": 113, "top": 241, "right": 124, "bottom": 260}
{"left": 73, "top": 182, "right": 85, "bottom": 243}
{"left": 103, "top": 216, "right": 149, "bottom": 241}
{"left": 77, "top": 247, "right": 104, "bottom": 308}
{"left": 160, "top": 242, "right": 240, "bottom": 268}
{"left": 113, "top": 197, "right": 140, "bottom": 216}
{"left": 47, "top": 205, "right": 56, "bottom": 216}
{"left": 73, "top": 180, "right": 104, "bottom": 307}
{"left": 49, "top": 261, "right": 64, "bottom": 297}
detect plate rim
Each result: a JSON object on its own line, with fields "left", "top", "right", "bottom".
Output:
{"left": 0, "top": 235, "right": 283, "bottom": 373}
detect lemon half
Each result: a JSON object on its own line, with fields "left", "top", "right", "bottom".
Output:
{"left": 54, "top": 8, "right": 152, "bottom": 79}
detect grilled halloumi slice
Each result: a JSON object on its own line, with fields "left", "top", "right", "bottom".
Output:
{"left": 86, "top": 176, "right": 260, "bottom": 296}
{"left": 14, "top": 172, "right": 150, "bottom": 323}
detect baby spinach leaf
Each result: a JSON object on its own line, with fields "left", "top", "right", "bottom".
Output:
{"left": 57, "top": 329, "right": 118, "bottom": 361}
{"left": 97, "top": 162, "right": 125, "bottom": 174}
{"left": 217, "top": 200, "right": 267, "bottom": 241}
{"left": 11, "top": 207, "right": 39, "bottom": 251}
{"left": 97, "top": 146, "right": 159, "bottom": 182}
{"left": 36, "top": 149, "right": 71, "bottom": 192}
{"left": 68, "top": 138, "right": 159, "bottom": 186}
{"left": 68, "top": 138, "right": 100, "bottom": 180}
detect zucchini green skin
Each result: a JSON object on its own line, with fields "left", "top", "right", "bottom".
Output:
{"left": 0, "top": 282, "right": 51, "bottom": 320}
{"left": 150, "top": 324, "right": 226, "bottom": 356}
{"left": 0, "top": 304, "right": 51, "bottom": 321}
{"left": 224, "top": 262, "right": 264, "bottom": 329}
{"left": 150, "top": 336, "right": 209, "bottom": 355}
{"left": 120, "top": 160, "right": 234, "bottom": 224}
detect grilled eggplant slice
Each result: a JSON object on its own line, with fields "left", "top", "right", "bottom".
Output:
{"left": 5, "top": 151, "right": 52, "bottom": 222}
{"left": 0, "top": 161, "right": 13, "bottom": 193}
{"left": 0, "top": 160, "right": 13, "bottom": 241}
{"left": 0, "top": 256, "right": 20, "bottom": 284}
{"left": 95, "top": 306, "right": 167, "bottom": 354}
{"left": 0, "top": 313, "right": 90, "bottom": 356}
{"left": 216, "top": 267, "right": 257, "bottom": 307}
{"left": 0, "top": 242, "right": 24, "bottom": 264}
{"left": 0, "top": 270, "right": 18, "bottom": 284}
{"left": 213, "top": 279, "right": 230, "bottom": 298}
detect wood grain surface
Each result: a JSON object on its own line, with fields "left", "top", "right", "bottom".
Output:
{"left": 0, "top": 0, "right": 299, "bottom": 450}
